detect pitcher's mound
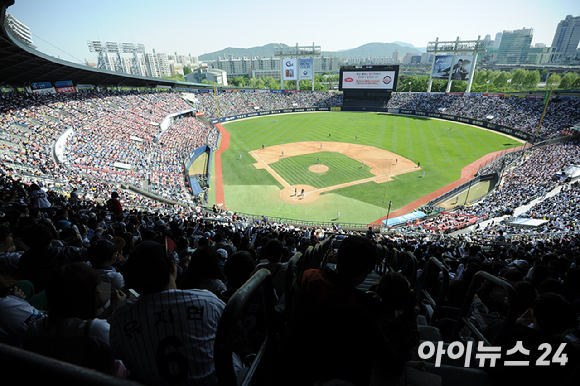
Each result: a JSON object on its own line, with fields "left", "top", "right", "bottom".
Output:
{"left": 309, "top": 164, "right": 329, "bottom": 173}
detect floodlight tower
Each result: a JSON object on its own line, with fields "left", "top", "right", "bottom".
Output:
{"left": 87, "top": 40, "right": 109, "bottom": 70}
{"left": 121, "top": 43, "right": 146, "bottom": 76}
{"left": 106, "top": 42, "right": 124, "bottom": 73}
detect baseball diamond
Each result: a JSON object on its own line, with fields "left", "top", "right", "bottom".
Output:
{"left": 210, "top": 112, "right": 523, "bottom": 224}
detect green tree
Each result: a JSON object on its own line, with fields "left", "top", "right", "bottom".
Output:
{"left": 183, "top": 66, "right": 192, "bottom": 76}
{"left": 230, "top": 77, "right": 245, "bottom": 87}
{"left": 431, "top": 79, "right": 448, "bottom": 92}
{"left": 450, "top": 81, "right": 467, "bottom": 92}
{"left": 511, "top": 68, "right": 527, "bottom": 91}
{"left": 523, "top": 70, "right": 540, "bottom": 90}
{"left": 254, "top": 78, "right": 266, "bottom": 89}
{"left": 415, "top": 76, "right": 430, "bottom": 92}
{"left": 493, "top": 71, "right": 511, "bottom": 90}
{"left": 546, "top": 73, "right": 561, "bottom": 89}
{"left": 473, "top": 69, "right": 486, "bottom": 85}
{"left": 299, "top": 80, "right": 313, "bottom": 90}
{"left": 572, "top": 78, "right": 580, "bottom": 89}
{"left": 265, "top": 76, "right": 279, "bottom": 90}
{"left": 161, "top": 72, "right": 184, "bottom": 82}
{"left": 558, "top": 72, "right": 578, "bottom": 89}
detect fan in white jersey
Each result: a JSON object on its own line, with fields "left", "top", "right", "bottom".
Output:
{"left": 110, "top": 240, "right": 230, "bottom": 385}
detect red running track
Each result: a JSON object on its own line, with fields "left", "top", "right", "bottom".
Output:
{"left": 213, "top": 123, "right": 229, "bottom": 209}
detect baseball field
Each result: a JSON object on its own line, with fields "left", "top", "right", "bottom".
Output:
{"left": 208, "top": 112, "right": 523, "bottom": 225}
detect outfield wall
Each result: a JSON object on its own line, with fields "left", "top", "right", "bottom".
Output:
{"left": 210, "top": 107, "right": 332, "bottom": 124}
{"left": 391, "top": 109, "right": 535, "bottom": 142}
{"left": 209, "top": 106, "right": 535, "bottom": 142}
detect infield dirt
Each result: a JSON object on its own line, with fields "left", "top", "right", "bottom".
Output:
{"left": 249, "top": 142, "right": 417, "bottom": 204}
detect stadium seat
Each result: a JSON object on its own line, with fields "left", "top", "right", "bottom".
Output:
{"left": 282, "top": 252, "right": 303, "bottom": 322}
{"left": 418, "top": 257, "right": 454, "bottom": 327}
{"left": 214, "top": 269, "right": 278, "bottom": 386}
{"left": 449, "top": 271, "right": 518, "bottom": 347}
{"left": 0, "top": 342, "right": 139, "bottom": 386}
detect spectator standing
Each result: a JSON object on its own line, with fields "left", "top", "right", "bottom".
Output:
{"left": 106, "top": 192, "right": 123, "bottom": 218}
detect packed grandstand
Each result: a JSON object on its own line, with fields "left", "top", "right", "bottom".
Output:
{"left": 1, "top": 4, "right": 580, "bottom": 386}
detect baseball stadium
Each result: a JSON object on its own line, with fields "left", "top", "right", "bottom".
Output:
{"left": 1, "top": 1, "right": 580, "bottom": 385}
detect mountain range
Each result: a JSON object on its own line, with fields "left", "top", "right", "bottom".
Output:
{"left": 198, "top": 42, "right": 425, "bottom": 62}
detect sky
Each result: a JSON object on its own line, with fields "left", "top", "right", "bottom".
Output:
{"left": 7, "top": 0, "right": 580, "bottom": 65}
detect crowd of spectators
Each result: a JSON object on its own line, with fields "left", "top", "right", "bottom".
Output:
{"left": 1, "top": 89, "right": 343, "bottom": 210}
{"left": 2, "top": 89, "right": 580, "bottom": 240}
{"left": 459, "top": 141, "right": 580, "bottom": 219}
{"left": 193, "top": 90, "right": 342, "bottom": 119}
{"left": 468, "top": 181, "right": 580, "bottom": 239}
{"left": 0, "top": 161, "right": 578, "bottom": 385}
{"left": 388, "top": 93, "right": 580, "bottom": 139}
{"left": 399, "top": 212, "right": 482, "bottom": 234}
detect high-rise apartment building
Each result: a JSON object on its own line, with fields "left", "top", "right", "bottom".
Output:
{"left": 551, "top": 15, "right": 580, "bottom": 62}
{"left": 497, "top": 28, "right": 533, "bottom": 64}
{"left": 493, "top": 32, "right": 503, "bottom": 48}
{"left": 212, "top": 56, "right": 337, "bottom": 79}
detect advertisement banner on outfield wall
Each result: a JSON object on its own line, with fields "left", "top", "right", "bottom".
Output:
{"left": 396, "top": 109, "right": 535, "bottom": 141}
{"left": 283, "top": 59, "right": 297, "bottom": 80}
{"left": 431, "top": 55, "right": 453, "bottom": 79}
{"left": 299, "top": 58, "right": 313, "bottom": 80}
{"left": 212, "top": 107, "right": 331, "bottom": 123}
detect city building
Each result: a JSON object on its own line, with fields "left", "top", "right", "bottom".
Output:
{"left": 402, "top": 52, "right": 413, "bottom": 64}
{"left": 497, "top": 28, "right": 533, "bottom": 64}
{"left": 527, "top": 44, "right": 555, "bottom": 64}
{"left": 421, "top": 53, "right": 434, "bottom": 64}
{"left": 186, "top": 68, "right": 227, "bottom": 85}
{"left": 144, "top": 53, "right": 161, "bottom": 77}
{"left": 493, "top": 32, "right": 503, "bottom": 48}
{"left": 211, "top": 55, "right": 337, "bottom": 79}
{"left": 551, "top": 15, "right": 580, "bottom": 62}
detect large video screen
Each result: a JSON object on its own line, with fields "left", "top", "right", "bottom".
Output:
{"left": 339, "top": 66, "right": 399, "bottom": 91}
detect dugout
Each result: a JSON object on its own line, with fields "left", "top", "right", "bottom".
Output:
{"left": 184, "top": 145, "right": 213, "bottom": 201}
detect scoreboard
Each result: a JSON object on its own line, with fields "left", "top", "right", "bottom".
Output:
{"left": 339, "top": 65, "right": 399, "bottom": 92}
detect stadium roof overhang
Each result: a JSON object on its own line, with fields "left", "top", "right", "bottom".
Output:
{"left": 0, "top": 2, "right": 210, "bottom": 89}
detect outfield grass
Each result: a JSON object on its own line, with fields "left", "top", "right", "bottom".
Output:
{"left": 215, "top": 112, "right": 522, "bottom": 223}
{"left": 269, "top": 151, "right": 374, "bottom": 188}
